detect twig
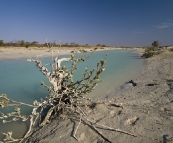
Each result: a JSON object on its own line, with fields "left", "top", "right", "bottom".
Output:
{"left": 91, "top": 124, "right": 112, "bottom": 143}
{"left": 73, "top": 117, "right": 81, "bottom": 140}
{"left": 21, "top": 115, "right": 34, "bottom": 142}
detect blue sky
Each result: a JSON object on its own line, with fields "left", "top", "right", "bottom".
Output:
{"left": 0, "top": 0, "right": 173, "bottom": 46}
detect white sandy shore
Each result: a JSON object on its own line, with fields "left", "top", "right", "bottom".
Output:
{"left": 23, "top": 49, "right": 173, "bottom": 143}
{"left": 0, "top": 47, "right": 116, "bottom": 60}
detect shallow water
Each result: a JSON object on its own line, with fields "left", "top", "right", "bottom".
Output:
{"left": 0, "top": 49, "right": 146, "bottom": 140}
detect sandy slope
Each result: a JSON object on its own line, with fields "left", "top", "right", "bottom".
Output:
{"left": 23, "top": 49, "right": 173, "bottom": 143}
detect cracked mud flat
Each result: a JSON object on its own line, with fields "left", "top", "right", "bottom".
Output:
{"left": 25, "top": 50, "right": 173, "bottom": 143}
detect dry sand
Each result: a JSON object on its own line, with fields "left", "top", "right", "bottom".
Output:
{"left": 0, "top": 47, "right": 71, "bottom": 60}
{"left": 2, "top": 47, "right": 173, "bottom": 143}
{"left": 0, "top": 47, "right": 114, "bottom": 60}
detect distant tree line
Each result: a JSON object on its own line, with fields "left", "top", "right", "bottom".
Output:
{"left": 0, "top": 40, "right": 41, "bottom": 48}
{"left": 0, "top": 40, "right": 108, "bottom": 48}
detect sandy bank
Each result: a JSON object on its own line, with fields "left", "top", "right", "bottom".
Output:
{"left": 23, "top": 49, "right": 173, "bottom": 143}
{"left": 0, "top": 47, "right": 115, "bottom": 60}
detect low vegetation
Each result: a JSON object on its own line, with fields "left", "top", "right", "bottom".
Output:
{"left": 0, "top": 39, "right": 108, "bottom": 48}
{"left": 169, "top": 48, "right": 173, "bottom": 52}
{"left": 141, "top": 41, "right": 161, "bottom": 58}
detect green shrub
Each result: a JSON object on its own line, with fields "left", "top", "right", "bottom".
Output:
{"left": 141, "top": 50, "right": 154, "bottom": 58}
{"left": 141, "top": 41, "right": 161, "bottom": 58}
{"left": 169, "top": 48, "right": 173, "bottom": 52}
{"left": 25, "top": 44, "right": 29, "bottom": 48}
{"left": 152, "top": 40, "right": 159, "bottom": 48}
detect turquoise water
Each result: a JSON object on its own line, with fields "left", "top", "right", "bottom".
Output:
{"left": 0, "top": 49, "right": 146, "bottom": 140}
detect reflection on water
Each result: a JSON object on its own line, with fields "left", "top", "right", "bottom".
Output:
{"left": 0, "top": 49, "right": 146, "bottom": 140}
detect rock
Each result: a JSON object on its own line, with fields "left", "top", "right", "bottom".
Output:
{"left": 129, "top": 80, "right": 137, "bottom": 86}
